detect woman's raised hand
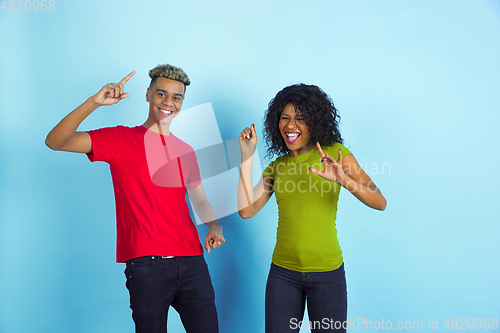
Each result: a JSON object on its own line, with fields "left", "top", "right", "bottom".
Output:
{"left": 92, "top": 71, "right": 136, "bottom": 106}
{"left": 309, "top": 142, "right": 346, "bottom": 185}
{"left": 239, "top": 123, "right": 257, "bottom": 158}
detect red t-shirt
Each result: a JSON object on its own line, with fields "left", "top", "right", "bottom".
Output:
{"left": 86, "top": 125, "right": 203, "bottom": 262}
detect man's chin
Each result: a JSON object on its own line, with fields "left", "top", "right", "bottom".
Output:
{"left": 159, "top": 116, "right": 176, "bottom": 124}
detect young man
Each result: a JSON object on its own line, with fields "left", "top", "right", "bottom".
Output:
{"left": 46, "top": 64, "right": 224, "bottom": 333}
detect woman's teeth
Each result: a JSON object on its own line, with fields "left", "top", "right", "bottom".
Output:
{"left": 286, "top": 133, "right": 300, "bottom": 143}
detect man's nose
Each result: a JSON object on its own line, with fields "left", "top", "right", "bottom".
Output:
{"left": 163, "top": 97, "right": 174, "bottom": 106}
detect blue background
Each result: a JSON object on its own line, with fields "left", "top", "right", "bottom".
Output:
{"left": 1, "top": 1, "right": 499, "bottom": 332}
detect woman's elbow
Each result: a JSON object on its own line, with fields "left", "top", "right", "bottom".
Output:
{"left": 238, "top": 209, "right": 254, "bottom": 219}
{"left": 377, "top": 198, "right": 387, "bottom": 211}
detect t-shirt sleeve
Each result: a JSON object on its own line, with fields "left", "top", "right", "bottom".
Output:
{"left": 86, "top": 126, "right": 122, "bottom": 164}
{"left": 324, "top": 142, "right": 351, "bottom": 160}
{"left": 184, "top": 151, "right": 202, "bottom": 191}
{"left": 338, "top": 142, "right": 351, "bottom": 158}
{"left": 262, "top": 160, "right": 276, "bottom": 179}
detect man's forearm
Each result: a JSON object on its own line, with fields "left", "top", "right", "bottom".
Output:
{"left": 205, "top": 220, "right": 221, "bottom": 229}
{"left": 45, "top": 97, "right": 99, "bottom": 149}
{"left": 193, "top": 200, "right": 219, "bottom": 226}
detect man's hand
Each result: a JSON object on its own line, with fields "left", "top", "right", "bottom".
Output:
{"left": 204, "top": 225, "right": 225, "bottom": 253}
{"left": 92, "top": 71, "right": 135, "bottom": 106}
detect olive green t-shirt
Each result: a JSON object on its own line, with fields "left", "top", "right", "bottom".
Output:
{"left": 263, "top": 143, "right": 351, "bottom": 272}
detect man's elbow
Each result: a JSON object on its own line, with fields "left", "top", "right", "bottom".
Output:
{"left": 45, "top": 135, "right": 59, "bottom": 150}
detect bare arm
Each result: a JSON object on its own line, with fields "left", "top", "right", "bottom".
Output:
{"left": 309, "top": 142, "right": 387, "bottom": 211}
{"left": 187, "top": 183, "right": 225, "bottom": 253}
{"left": 237, "top": 124, "right": 274, "bottom": 219}
{"left": 45, "top": 71, "right": 135, "bottom": 153}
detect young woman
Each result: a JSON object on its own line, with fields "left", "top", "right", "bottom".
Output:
{"left": 238, "top": 84, "right": 386, "bottom": 332}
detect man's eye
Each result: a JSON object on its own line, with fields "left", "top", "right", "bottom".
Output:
{"left": 174, "top": 97, "right": 179, "bottom": 101}
{"left": 159, "top": 93, "right": 165, "bottom": 97}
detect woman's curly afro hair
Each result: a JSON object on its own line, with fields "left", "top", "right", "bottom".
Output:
{"left": 263, "top": 83, "right": 343, "bottom": 159}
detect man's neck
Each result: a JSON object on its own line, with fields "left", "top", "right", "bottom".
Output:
{"left": 142, "top": 120, "right": 171, "bottom": 136}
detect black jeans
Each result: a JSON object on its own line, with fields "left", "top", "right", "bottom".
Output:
{"left": 125, "top": 255, "right": 218, "bottom": 333}
{"left": 265, "top": 263, "right": 347, "bottom": 332}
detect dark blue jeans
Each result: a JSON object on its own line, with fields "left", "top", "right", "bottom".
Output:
{"left": 125, "top": 255, "right": 218, "bottom": 333}
{"left": 265, "top": 263, "right": 347, "bottom": 332}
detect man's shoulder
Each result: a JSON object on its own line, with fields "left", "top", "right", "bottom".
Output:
{"left": 88, "top": 124, "right": 138, "bottom": 132}
{"left": 169, "top": 134, "right": 195, "bottom": 152}
{"left": 117, "top": 124, "right": 143, "bottom": 132}
{"left": 86, "top": 125, "right": 145, "bottom": 147}
{"left": 111, "top": 125, "right": 146, "bottom": 137}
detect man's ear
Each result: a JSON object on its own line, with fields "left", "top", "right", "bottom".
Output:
{"left": 146, "top": 87, "right": 150, "bottom": 102}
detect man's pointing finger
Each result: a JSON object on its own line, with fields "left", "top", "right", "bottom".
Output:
{"left": 119, "top": 70, "right": 136, "bottom": 84}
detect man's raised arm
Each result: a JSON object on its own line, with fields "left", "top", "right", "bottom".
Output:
{"left": 45, "top": 71, "right": 135, "bottom": 153}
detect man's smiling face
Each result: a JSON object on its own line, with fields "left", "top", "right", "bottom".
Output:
{"left": 145, "top": 77, "right": 185, "bottom": 126}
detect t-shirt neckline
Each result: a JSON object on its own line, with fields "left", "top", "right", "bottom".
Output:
{"left": 138, "top": 125, "right": 176, "bottom": 138}
{"left": 286, "top": 145, "right": 317, "bottom": 162}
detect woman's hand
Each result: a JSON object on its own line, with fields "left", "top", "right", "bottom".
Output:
{"left": 309, "top": 142, "right": 347, "bottom": 185}
{"left": 309, "top": 142, "right": 387, "bottom": 210}
{"left": 239, "top": 124, "right": 257, "bottom": 159}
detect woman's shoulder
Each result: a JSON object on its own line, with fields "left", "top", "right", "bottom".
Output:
{"left": 265, "top": 152, "right": 289, "bottom": 164}
{"left": 262, "top": 153, "right": 289, "bottom": 177}
{"left": 323, "top": 142, "right": 352, "bottom": 157}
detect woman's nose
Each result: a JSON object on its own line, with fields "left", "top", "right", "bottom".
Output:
{"left": 286, "top": 119, "right": 297, "bottom": 129}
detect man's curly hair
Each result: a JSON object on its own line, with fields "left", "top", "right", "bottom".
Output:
{"left": 149, "top": 64, "right": 191, "bottom": 88}
{"left": 263, "top": 84, "right": 343, "bottom": 159}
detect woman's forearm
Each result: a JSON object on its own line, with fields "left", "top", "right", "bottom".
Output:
{"left": 237, "top": 155, "right": 257, "bottom": 218}
{"left": 342, "top": 176, "right": 387, "bottom": 211}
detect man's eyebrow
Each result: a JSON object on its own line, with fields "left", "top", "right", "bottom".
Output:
{"left": 155, "top": 89, "right": 184, "bottom": 97}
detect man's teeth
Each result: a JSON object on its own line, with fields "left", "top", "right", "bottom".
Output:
{"left": 160, "top": 109, "right": 172, "bottom": 115}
